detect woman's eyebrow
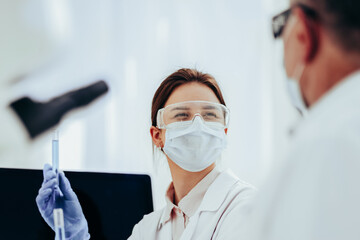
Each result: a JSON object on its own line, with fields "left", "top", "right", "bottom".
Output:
{"left": 202, "top": 105, "right": 217, "bottom": 110}
{"left": 170, "top": 106, "right": 190, "bottom": 111}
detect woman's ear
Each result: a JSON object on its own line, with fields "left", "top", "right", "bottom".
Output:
{"left": 150, "top": 126, "right": 164, "bottom": 148}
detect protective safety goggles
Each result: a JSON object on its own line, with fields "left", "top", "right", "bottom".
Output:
{"left": 156, "top": 101, "right": 230, "bottom": 129}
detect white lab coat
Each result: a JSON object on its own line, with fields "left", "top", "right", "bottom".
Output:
{"left": 128, "top": 169, "right": 255, "bottom": 240}
{"left": 237, "top": 70, "right": 360, "bottom": 240}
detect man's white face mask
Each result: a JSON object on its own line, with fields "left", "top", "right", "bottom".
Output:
{"left": 286, "top": 64, "right": 307, "bottom": 116}
{"left": 284, "top": 17, "right": 308, "bottom": 116}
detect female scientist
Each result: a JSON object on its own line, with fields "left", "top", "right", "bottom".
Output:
{"left": 36, "top": 68, "right": 255, "bottom": 239}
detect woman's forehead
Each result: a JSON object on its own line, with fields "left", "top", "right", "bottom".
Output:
{"left": 164, "top": 83, "right": 220, "bottom": 107}
{"left": 165, "top": 101, "right": 221, "bottom": 111}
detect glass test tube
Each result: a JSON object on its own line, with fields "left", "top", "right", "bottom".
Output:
{"left": 54, "top": 208, "right": 66, "bottom": 240}
{"left": 52, "top": 129, "right": 59, "bottom": 183}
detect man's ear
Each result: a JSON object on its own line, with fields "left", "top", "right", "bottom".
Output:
{"left": 293, "top": 8, "right": 320, "bottom": 62}
{"left": 150, "top": 126, "right": 164, "bottom": 148}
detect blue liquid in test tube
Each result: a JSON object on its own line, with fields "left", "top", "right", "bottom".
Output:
{"left": 52, "top": 130, "right": 59, "bottom": 182}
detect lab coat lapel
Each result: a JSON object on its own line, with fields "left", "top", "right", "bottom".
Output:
{"left": 180, "top": 170, "right": 239, "bottom": 239}
{"left": 198, "top": 170, "right": 239, "bottom": 211}
{"left": 157, "top": 221, "right": 172, "bottom": 239}
{"left": 157, "top": 207, "right": 172, "bottom": 239}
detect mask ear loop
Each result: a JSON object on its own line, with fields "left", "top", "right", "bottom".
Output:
{"left": 284, "top": 17, "right": 307, "bottom": 83}
{"left": 304, "top": 15, "right": 320, "bottom": 61}
{"left": 293, "top": 64, "right": 309, "bottom": 114}
{"left": 296, "top": 10, "right": 320, "bottom": 108}
{"left": 283, "top": 16, "right": 309, "bottom": 114}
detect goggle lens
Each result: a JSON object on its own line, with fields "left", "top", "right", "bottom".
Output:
{"left": 157, "top": 101, "right": 229, "bottom": 129}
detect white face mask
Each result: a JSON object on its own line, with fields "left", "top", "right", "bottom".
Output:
{"left": 286, "top": 64, "right": 308, "bottom": 116}
{"left": 163, "top": 116, "right": 227, "bottom": 172}
{"left": 283, "top": 17, "right": 308, "bottom": 116}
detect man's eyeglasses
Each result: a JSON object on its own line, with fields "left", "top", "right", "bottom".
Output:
{"left": 272, "top": 3, "right": 318, "bottom": 39}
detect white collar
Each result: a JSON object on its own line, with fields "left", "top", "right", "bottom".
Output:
{"left": 158, "top": 168, "right": 221, "bottom": 228}
{"left": 157, "top": 169, "right": 240, "bottom": 230}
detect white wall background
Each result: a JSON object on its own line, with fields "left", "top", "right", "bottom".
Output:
{"left": 5, "top": 0, "right": 302, "bottom": 209}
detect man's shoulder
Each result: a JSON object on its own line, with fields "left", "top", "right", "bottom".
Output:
{"left": 295, "top": 72, "right": 360, "bottom": 142}
{"left": 293, "top": 96, "right": 360, "bottom": 151}
{"left": 286, "top": 105, "right": 360, "bottom": 178}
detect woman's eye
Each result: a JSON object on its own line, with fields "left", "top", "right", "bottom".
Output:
{"left": 203, "top": 112, "right": 218, "bottom": 118}
{"left": 174, "top": 113, "right": 189, "bottom": 118}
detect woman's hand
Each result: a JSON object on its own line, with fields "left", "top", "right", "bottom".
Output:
{"left": 36, "top": 164, "right": 90, "bottom": 240}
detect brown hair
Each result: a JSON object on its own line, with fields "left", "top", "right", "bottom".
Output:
{"left": 151, "top": 68, "right": 226, "bottom": 127}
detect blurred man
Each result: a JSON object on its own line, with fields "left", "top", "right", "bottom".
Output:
{"left": 218, "top": 0, "right": 360, "bottom": 239}
{"left": 244, "top": 0, "right": 360, "bottom": 239}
